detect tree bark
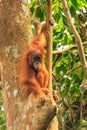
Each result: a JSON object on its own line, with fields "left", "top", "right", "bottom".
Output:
{"left": 0, "top": 0, "right": 32, "bottom": 129}
{"left": 0, "top": 0, "right": 57, "bottom": 130}
{"left": 46, "top": 0, "right": 58, "bottom": 129}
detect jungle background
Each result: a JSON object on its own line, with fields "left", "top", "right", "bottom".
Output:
{"left": 0, "top": 0, "right": 87, "bottom": 130}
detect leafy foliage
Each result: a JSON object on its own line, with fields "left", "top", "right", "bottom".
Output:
{"left": 30, "top": 0, "right": 87, "bottom": 129}
{"left": 0, "top": 0, "right": 87, "bottom": 130}
{"left": 0, "top": 90, "right": 6, "bottom": 130}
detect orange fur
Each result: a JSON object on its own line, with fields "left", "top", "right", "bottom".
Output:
{"left": 20, "top": 25, "right": 48, "bottom": 99}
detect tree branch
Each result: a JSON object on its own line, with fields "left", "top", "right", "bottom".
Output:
{"left": 33, "top": 19, "right": 41, "bottom": 36}
{"left": 46, "top": 0, "right": 53, "bottom": 93}
{"left": 46, "top": 1, "right": 58, "bottom": 130}
{"left": 53, "top": 42, "right": 87, "bottom": 55}
{"left": 62, "top": 0, "right": 87, "bottom": 78}
{"left": 53, "top": 65, "right": 82, "bottom": 82}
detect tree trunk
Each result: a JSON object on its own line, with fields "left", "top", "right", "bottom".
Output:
{"left": 0, "top": 0, "right": 57, "bottom": 130}
{"left": 0, "top": 0, "right": 32, "bottom": 129}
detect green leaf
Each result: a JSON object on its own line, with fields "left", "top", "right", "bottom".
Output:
{"left": 60, "top": 89, "right": 69, "bottom": 97}
{"left": 71, "top": 0, "right": 78, "bottom": 8}
{"left": 70, "top": 6, "right": 76, "bottom": 18}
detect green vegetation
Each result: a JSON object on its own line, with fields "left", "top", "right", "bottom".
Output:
{"left": 0, "top": 0, "right": 87, "bottom": 129}
{"left": 0, "top": 90, "right": 6, "bottom": 130}
{"left": 30, "top": 0, "right": 87, "bottom": 129}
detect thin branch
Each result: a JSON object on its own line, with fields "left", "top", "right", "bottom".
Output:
{"left": 52, "top": 42, "right": 87, "bottom": 70}
{"left": 52, "top": 54, "right": 61, "bottom": 69}
{"left": 80, "top": 94, "right": 83, "bottom": 130}
{"left": 33, "top": 19, "right": 41, "bottom": 36}
{"left": 53, "top": 65, "right": 82, "bottom": 82}
{"left": 53, "top": 42, "right": 87, "bottom": 55}
{"left": 62, "top": 0, "right": 87, "bottom": 78}
{"left": 53, "top": 45, "right": 77, "bottom": 55}
{"left": 66, "top": 65, "right": 82, "bottom": 76}
{"left": 46, "top": 0, "right": 53, "bottom": 93}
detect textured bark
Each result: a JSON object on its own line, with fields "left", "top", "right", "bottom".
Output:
{"left": 46, "top": 0, "right": 53, "bottom": 94}
{"left": 0, "top": 0, "right": 57, "bottom": 130}
{"left": 46, "top": 0, "right": 58, "bottom": 129}
{"left": 0, "top": 0, "right": 32, "bottom": 130}
{"left": 20, "top": 93, "right": 56, "bottom": 130}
